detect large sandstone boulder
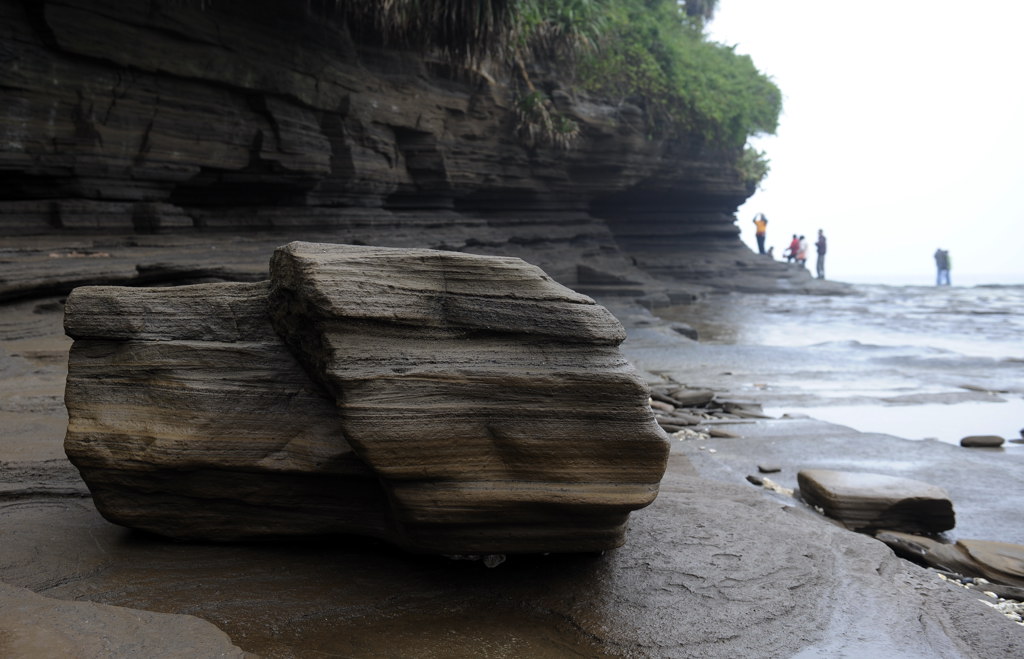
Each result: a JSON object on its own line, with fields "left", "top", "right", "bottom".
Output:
{"left": 64, "top": 242, "right": 670, "bottom": 554}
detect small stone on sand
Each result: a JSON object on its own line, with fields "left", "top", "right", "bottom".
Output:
{"left": 960, "top": 435, "right": 1005, "bottom": 448}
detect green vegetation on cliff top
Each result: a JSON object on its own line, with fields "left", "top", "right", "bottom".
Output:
{"left": 520, "top": 0, "right": 779, "bottom": 147}
{"left": 339, "top": 0, "right": 780, "bottom": 147}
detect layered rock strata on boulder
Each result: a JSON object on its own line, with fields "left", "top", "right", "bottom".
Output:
{"left": 797, "top": 469, "right": 955, "bottom": 534}
{"left": 64, "top": 242, "right": 670, "bottom": 553}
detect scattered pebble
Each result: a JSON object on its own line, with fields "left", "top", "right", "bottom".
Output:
{"left": 671, "top": 428, "right": 709, "bottom": 441}
{"left": 758, "top": 464, "right": 781, "bottom": 474}
{"left": 649, "top": 386, "right": 761, "bottom": 436}
{"left": 745, "top": 475, "right": 794, "bottom": 497}
{"left": 649, "top": 399, "right": 676, "bottom": 413}
{"left": 978, "top": 598, "right": 1024, "bottom": 626}
{"left": 483, "top": 554, "right": 506, "bottom": 569}
{"left": 444, "top": 553, "right": 507, "bottom": 568}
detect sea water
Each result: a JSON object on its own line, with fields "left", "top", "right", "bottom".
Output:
{"left": 650, "top": 284, "right": 1024, "bottom": 446}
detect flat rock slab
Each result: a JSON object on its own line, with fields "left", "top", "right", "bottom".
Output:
{"left": 797, "top": 468, "right": 955, "bottom": 533}
{"left": 64, "top": 242, "right": 670, "bottom": 554}
{"left": 960, "top": 435, "right": 1005, "bottom": 447}
{"left": 878, "top": 531, "right": 1024, "bottom": 589}
{"left": 959, "top": 538, "right": 1024, "bottom": 587}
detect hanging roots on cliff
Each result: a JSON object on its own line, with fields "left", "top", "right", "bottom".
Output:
{"left": 514, "top": 90, "right": 580, "bottom": 150}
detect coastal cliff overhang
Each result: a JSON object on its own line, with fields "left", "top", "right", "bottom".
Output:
{"left": 0, "top": 0, "right": 833, "bottom": 301}
{"left": 0, "top": 0, "right": 748, "bottom": 223}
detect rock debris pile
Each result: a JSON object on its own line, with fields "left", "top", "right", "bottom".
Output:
{"left": 647, "top": 385, "right": 767, "bottom": 439}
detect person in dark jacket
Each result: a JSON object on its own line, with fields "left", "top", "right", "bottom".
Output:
{"left": 815, "top": 230, "right": 827, "bottom": 279}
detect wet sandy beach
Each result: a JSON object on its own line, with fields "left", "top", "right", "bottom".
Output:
{"left": 616, "top": 289, "right": 1024, "bottom": 546}
{"left": 2, "top": 289, "right": 1023, "bottom": 656}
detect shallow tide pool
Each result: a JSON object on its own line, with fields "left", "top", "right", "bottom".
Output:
{"left": 764, "top": 398, "right": 1024, "bottom": 447}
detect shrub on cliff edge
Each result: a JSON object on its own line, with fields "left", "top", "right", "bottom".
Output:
{"left": 562, "top": 0, "right": 780, "bottom": 146}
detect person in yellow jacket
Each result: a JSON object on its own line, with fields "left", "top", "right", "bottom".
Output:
{"left": 752, "top": 213, "right": 768, "bottom": 254}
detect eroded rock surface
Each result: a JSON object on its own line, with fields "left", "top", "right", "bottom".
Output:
{"left": 64, "top": 242, "right": 670, "bottom": 553}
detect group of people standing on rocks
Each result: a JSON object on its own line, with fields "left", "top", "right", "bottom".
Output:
{"left": 754, "top": 215, "right": 956, "bottom": 287}
{"left": 751, "top": 213, "right": 827, "bottom": 280}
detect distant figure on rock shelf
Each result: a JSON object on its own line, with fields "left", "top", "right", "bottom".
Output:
{"left": 752, "top": 213, "right": 768, "bottom": 254}
{"left": 934, "top": 248, "right": 951, "bottom": 286}
{"left": 797, "top": 235, "right": 808, "bottom": 267}
{"left": 815, "top": 229, "right": 827, "bottom": 279}
{"left": 784, "top": 234, "right": 800, "bottom": 263}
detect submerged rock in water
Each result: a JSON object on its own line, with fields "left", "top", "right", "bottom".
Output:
{"left": 64, "top": 242, "right": 670, "bottom": 554}
{"left": 797, "top": 469, "right": 955, "bottom": 534}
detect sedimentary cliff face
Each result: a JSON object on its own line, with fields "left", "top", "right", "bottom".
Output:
{"left": 0, "top": 0, "right": 792, "bottom": 293}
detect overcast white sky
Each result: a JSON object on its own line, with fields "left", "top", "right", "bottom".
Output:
{"left": 707, "top": 1, "right": 1024, "bottom": 285}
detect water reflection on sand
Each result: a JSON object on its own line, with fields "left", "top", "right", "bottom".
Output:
{"left": 764, "top": 399, "right": 1024, "bottom": 447}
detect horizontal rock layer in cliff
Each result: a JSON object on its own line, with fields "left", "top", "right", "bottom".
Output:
{"left": 0, "top": 0, "right": 747, "bottom": 215}
{"left": 64, "top": 242, "right": 670, "bottom": 553}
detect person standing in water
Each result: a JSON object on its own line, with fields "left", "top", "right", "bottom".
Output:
{"left": 815, "top": 229, "right": 827, "bottom": 279}
{"left": 752, "top": 213, "right": 768, "bottom": 254}
{"left": 934, "top": 248, "right": 951, "bottom": 286}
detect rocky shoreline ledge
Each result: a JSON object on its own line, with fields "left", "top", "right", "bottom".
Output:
{"left": 2, "top": 241, "right": 1023, "bottom": 657}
